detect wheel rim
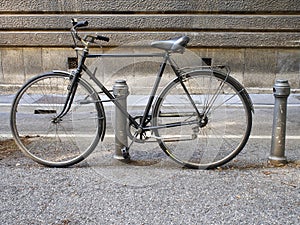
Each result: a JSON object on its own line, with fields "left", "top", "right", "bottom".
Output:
{"left": 152, "top": 71, "right": 252, "bottom": 169}
{"left": 11, "top": 73, "right": 102, "bottom": 166}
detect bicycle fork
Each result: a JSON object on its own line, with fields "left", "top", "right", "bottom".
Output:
{"left": 53, "top": 48, "right": 90, "bottom": 123}
{"left": 52, "top": 72, "right": 80, "bottom": 123}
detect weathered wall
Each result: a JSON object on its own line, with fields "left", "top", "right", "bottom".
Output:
{"left": 0, "top": 0, "right": 299, "bottom": 93}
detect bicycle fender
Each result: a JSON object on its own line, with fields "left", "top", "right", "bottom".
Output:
{"left": 155, "top": 69, "right": 254, "bottom": 114}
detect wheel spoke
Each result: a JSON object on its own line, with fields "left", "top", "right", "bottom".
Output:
{"left": 11, "top": 73, "right": 103, "bottom": 167}
{"left": 152, "top": 70, "right": 252, "bottom": 169}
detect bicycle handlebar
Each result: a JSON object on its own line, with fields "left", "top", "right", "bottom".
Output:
{"left": 71, "top": 19, "right": 109, "bottom": 47}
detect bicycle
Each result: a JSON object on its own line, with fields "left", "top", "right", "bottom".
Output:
{"left": 10, "top": 19, "right": 253, "bottom": 169}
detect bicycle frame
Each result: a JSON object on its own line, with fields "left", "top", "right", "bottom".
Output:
{"left": 62, "top": 47, "right": 199, "bottom": 133}
{"left": 85, "top": 51, "right": 168, "bottom": 130}
{"left": 54, "top": 49, "right": 161, "bottom": 129}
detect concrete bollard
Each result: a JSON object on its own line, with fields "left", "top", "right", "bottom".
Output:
{"left": 113, "top": 80, "right": 130, "bottom": 161}
{"left": 269, "top": 79, "right": 290, "bottom": 165}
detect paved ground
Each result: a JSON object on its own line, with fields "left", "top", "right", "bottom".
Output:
{"left": 0, "top": 94, "right": 300, "bottom": 224}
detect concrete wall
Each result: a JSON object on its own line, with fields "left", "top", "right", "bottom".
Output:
{"left": 0, "top": 0, "right": 299, "bottom": 93}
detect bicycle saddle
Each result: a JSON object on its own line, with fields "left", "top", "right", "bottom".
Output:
{"left": 151, "top": 36, "right": 190, "bottom": 53}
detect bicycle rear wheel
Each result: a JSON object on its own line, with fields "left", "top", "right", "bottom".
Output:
{"left": 10, "top": 72, "right": 105, "bottom": 167}
{"left": 152, "top": 70, "right": 253, "bottom": 169}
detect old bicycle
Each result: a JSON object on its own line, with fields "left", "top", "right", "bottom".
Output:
{"left": 10, "top": 20, "right": 253, "bottom": 169}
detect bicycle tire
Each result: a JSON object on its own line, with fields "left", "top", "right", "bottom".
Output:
{"left": 10, "top": 72, "right": 105, "bottom": 167}
{"left": 152, "top": 70, "right": 253, "bottom": 169}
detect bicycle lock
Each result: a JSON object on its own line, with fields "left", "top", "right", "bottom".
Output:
{"left": 269, "top": 79, "right": 290, "bottom": 165}
{"left": 113, "top": 80, "right": 130, "bottom": 161}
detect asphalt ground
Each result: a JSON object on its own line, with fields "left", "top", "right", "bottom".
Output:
{"left": 0, "top": 94, "right": 300, "bottom": 224}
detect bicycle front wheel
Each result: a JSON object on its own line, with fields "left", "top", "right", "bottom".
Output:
{"left": 152, "top": 70, "right": 253, "bottom": 169}
{"left": 10, "top": 72, "right": 104, "bottom": 167}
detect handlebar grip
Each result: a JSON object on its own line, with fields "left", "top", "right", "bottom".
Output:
{"left": 76, "top": 20, "right": 88, "bottom": 28}
{"left": 72, "top": 20, "right": 89, "bottom": 28}
{"left": 96, "top": 35, "right": 110, "bottom": 42}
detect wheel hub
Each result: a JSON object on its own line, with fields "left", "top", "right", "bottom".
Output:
{"left": 199, "top": 116, "right": 208, "bottom": 128}
{"left": 51, "top": 117, "right": 62, "bottom": 124}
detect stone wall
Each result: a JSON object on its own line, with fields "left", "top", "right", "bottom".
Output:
{"left": 0, "top": 0, "right": 299, "bottom": 93}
